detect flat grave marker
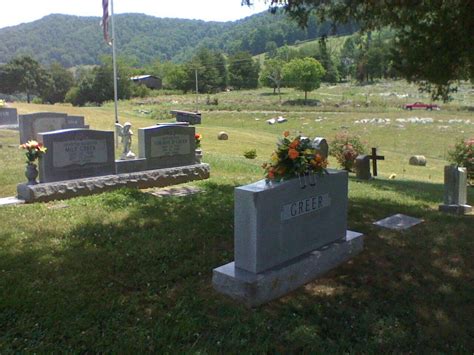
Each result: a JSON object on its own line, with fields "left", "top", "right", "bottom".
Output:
{"left": 373, "top": 213, "right": 423, "bottom": 231}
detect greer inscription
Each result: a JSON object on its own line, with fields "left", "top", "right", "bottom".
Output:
{"left": 281, "top": 193, "right": 331, "bottom": 221}
{"left": 53, "top": 139, "right": 107, "bottom": 168}
{"left": 150, "top": 134, "right": 190, "bottom": 158}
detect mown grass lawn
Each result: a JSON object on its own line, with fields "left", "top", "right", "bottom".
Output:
{"left": 0, "top": 81, "right": 473, "bottom": 352}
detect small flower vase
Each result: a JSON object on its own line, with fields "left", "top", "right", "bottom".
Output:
{"left": 195, "top": 149, "right": 203, "bottom": 163}
{"left": 25, "top": 162, "right": 39, "bottom": 185}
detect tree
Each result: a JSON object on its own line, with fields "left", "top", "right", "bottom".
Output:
{"left": 244, "top": 0, "right": 474, "bottom": 101}
{"left": 184, "top": 48, "right": 227, "bottom": 93}
{"left": 315, "top": 37, "right": 339, "bottom": 83}
{"left": 260, "top": 58, "right": 285, "bottom": 101}
{"left": 40, "top": 62, "right": 75, "bottom": 104}
{"left": 283, "top": 57, "right": 325, "bottom": 104}
{"left": 228, "top": 51, "right": 260, "bottom": 90}
{"left": 66, "top": 58, "right": 132, "bottom": 106}
{"left": 0, "top": 56, "right": 50, "bottom": 103}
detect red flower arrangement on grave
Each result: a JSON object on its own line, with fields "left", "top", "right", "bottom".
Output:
{"left": 195, "top": 133, "right": 202, "bottom": 149}
{"left": 330, "top": 133, "right": 367, "bottom": 171}
{"left": 19, "top": 140, "right": 47, "bottom": 164}
{"left": 262, "top": 131, "right": 328, "bottom": 181}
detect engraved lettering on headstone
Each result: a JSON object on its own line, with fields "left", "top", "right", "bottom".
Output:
{"left": 281, "top": 193, "right": 331, "bottom": 220}
{"left": 53, "top": 139, "right": 107, "bottom": 168}
{"left": 150, "top": 134, "right": 190, "bottom": 157}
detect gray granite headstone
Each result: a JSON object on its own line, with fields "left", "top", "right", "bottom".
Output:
{"left": 138, "top": 124, "right": 196, "bottom": 170}
{"left": 438, "top": 165, "right": 472, "bottom": 214}
{"left": 355, "top": 155, "right": 371, "bottom": 180}
{"left": 0, "top": 108, "right": 18, "bottom": 126}
{"left": 38, "top": 129, "right": 115, "bottom": 183}
{"left": 170, "top": 110, "right": 201, "bottom": 125}
{"left": 235, "top": 169, "right": 348, "bottom": 274}
{"left": 19, "top": 112, "right": 88, "bottom": 143}
{"left": 373, "top": 213, "right": 423, "bottom": 230}
{"left": 213, "top": 169, "right": 364, "bottom": 306}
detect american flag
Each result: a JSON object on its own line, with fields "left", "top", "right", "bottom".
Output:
{"left": 101, "top": 0, "right": 111, "bottom": 45}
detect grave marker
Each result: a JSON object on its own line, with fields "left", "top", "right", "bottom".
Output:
{"left": 213, "top": 169, "right": 364, "bottom": 306}
{"left": 138, "top": 124, "right": 196, "bottom": 170}
{"left": 19, "top": 112, "right": 88, "bottom": 143}
{"left": 438, "top": 165, "right": 472, "bottom": 214}
{"left": 37, "top": 129, "right": 115, "bottom": 183}
{"left": 170, "top": 110, "right": 201, "bottom": 125}
{"left": 0, "top": 108, "right": 18, "bottom": 126}
{"left": 369, "top": 147, "right": 384, "bottom": 176}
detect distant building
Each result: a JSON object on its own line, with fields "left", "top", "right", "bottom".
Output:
{"left": 130, "top": 75, "right": 162, "bottom": 90}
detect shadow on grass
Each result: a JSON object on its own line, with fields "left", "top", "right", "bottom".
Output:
{"left": 282, "top": 99, "right": 321, "bottom": 106}
{"left": 259, "top": 92, "right": 287, "bottom": 97}
{"left": 0, "top": 179, "right": 473, "bottom": 352}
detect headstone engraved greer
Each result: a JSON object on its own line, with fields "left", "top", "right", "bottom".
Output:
{"left": 213, "top": 169, "right": 364, "bottom": 306}
{"left": 281, "top": 193, "right": 330, "bottom": 220}
{"left": 38, "top": 129, "right": 115, "bottom": 183}
{"left": 139, "top": 124, "right": 196, "bottom": 170}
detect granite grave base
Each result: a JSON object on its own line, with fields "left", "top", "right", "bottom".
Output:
{"left": 213, "top": 230, "right": 364, "bottom": 307}
{"left": 17, "top": 163, "right": 210, "bottom": 203}
{"left": 438, "top": 204, "right": 472, "bottom": 215}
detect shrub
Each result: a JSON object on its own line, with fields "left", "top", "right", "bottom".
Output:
{"left": 448, "top": 138, "right": 474, "bottom": 184}
{"left": 330, "top": 133, "right": 367, "bottom": 171}
{"left": 243, "top": 149, "right": 257, "bottom": 159}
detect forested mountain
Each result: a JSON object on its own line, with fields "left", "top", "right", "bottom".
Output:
{"left": 0, "top": 11, "right": 357, "bottom": 67}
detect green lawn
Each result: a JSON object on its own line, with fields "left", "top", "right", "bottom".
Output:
{"left": 0, "top": 81, "right": 473, "bottom": 352}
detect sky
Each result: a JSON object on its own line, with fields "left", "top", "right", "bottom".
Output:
{"left": 0, "top": 0, "right": 270, "bottom": 29}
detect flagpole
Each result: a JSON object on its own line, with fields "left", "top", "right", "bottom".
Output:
{"left": 110, "top": 0, "right": 119, "bottom": 147}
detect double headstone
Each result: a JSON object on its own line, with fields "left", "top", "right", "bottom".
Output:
{"left": 0, "top": 107, "right": 18, "bottom": 126}
{"left": 213, "top": 169, "right": 364, "bottom": 307}
{"left": 438, "top": 165, "right": 472, "bottom": 215}
{"left": 19, "top": 112, "right": 89, "bottom": 143}
{"left": 37, "top": 129, "right": 115, "bottom": 183}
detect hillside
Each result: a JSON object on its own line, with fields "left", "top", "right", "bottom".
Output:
{"left": 0, "top": 12, "right": 358, "bottom": 67}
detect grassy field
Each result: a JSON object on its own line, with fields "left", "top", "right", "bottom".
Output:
{"left": 0, "top": 81, "right": 473, "bottom": 352}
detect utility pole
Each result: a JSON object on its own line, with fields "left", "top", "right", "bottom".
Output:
{"left": 195, "top": 68, "right": 199, "bottom": 113}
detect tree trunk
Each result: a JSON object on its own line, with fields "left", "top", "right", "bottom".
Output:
{"left": 304, "top": 91, "right": 307, "bottom": 105}
{"left": 26, "top": 92, "right": 31, "bottom": 103}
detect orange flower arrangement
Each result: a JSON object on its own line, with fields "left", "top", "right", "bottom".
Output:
{"left": 262, "top": 131, "right": 328, "bottom": 181}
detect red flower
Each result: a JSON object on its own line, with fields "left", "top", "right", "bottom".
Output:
{"left": 288, "top": 148, "right": 299, "bottom": 160}
{"left": 289, "top": 139, "right": 300, "bottom": 149}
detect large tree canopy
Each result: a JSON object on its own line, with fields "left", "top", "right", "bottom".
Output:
{"left": 244, "top": 0, "right": 474, "bottom": 101}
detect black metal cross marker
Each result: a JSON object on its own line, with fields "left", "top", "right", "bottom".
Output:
{"left": 369, "top": 147, "right": 385, "bottom": 176}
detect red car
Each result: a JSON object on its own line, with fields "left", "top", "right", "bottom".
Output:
{"left": 403, "top": 102, "right": 440, "bottom": 110}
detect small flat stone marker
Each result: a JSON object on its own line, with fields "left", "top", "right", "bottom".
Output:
{"left": 0, "top": 196, "right": 25, "bottom": 206}
{"left": 148, "top": 186, "right": 202, "bottom": 198}
{"left": 373, "top": 213, "right": 423, "bottom": 231}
